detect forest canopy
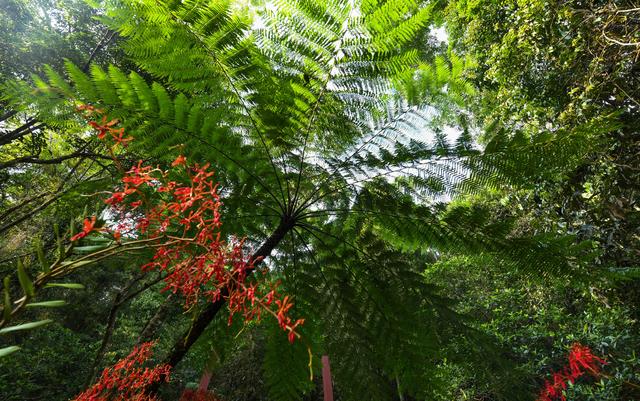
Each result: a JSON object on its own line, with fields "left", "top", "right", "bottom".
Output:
{"left": 0, "top": 1, "right": 638, "bottom": 400}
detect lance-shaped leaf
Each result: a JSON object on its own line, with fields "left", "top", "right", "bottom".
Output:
{"left": 17, "top": 259, "right": 35, "bottom": 298}
{"left": 0, "top": 319, "right": 53, "bottom": 335}
{"left": 0, "top": 346, "right": 21, "bottom": 358}
{"left": 26, "top": 300, "right": 67, "bottom": 308}
{"left": 35, "top": 239, "right": 50, "bottom": 273}
{"left": 44, "top": 283, "right": 85, "bottom": 290}
{"left": 54, "top": 223, "right": 63, "bottom": 256}
{"left": 3, "top": 277, "right": 11, "bottom": 321}
{"left": 69, "top": 217, "right": 77, "bottom": 240}
{"left": 72, "top": 244, "right": 111, "bottom": 253}
{"left": 60, "top": 260, "right": 95, "bottom": 269}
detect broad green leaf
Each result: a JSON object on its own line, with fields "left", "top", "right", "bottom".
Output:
{"left": 0, "top": 319, "right": 53, "bottom": 334}
{"left": 25, "top": 300, "right": 67, "bottom": 308}
{"left": 0, "top": 346, "right": 21, "bottom": 358}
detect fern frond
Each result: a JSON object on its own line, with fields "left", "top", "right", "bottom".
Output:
{"left": 461, "top": 116, "right": 621, "bottom": 191}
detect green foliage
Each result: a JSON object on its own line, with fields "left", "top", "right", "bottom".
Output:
{"left": 425, "top": 253, "right": 640, "bottom": 400}
{"left": 0, "top": 322, "right": 98, "bottom": 401}
{"left": 1, "top": 0, "right": 639, "bottom": 400}
{"left": 444, "top": 0, "right": 640, "bottom": 271}
{"left": 0, "top": 0, "right": 119, "bottom": 81}
{"left": 263, "top": 321, "right": 314, "bottom": 401}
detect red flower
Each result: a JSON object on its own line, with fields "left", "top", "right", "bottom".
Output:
{"left": 105, "top": 192, "right": 126, "bottom": 205}
{"left": 110, "top": 127, "right": 133, "bottom": 147}
{"left": 536, "top": 343, "right": 606, "bottom": 401}
{"left": 288, "top": 318, "right": 305, "bottom": 343}
{"left": 568, "top": 343, "right": 606, "bottom": 377}
{"left": 172, "top": 155, "right": 187, "bottom": 166}
{"left": 71, "top": 216, "right": 99, "bottom": 241}
{"left": 89, "top": 120, "right": 108, "bottom": 139}
{"left": 76, "top": 104, "right": 105, "bottom": 116}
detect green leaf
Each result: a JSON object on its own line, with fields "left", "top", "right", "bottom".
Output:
{"left": 25, "top": 300, "right": 67, "bottom": 308}
{"left": 0, "top": 346, "right": 21, "bottom": 358}
{"left": 85, "top": 237, "right": 113, "bottom": 244}
{"left": 0, "top": 319, "right": 53, "bottom": 335}
{"left": 72, "top": 244, "right": 110, "bottom": 253}
{"left": 3, "top": 277, "right": 11, "bottom": 321}
{"left": 69, "top": 217, "right": 76, "bottom": 240}
{"left": 44, "top": 283, "right": 85, "bottom": 290}
{"left": 54, "top": 223, "right": 63, "bottom": 256}
{"left": 17, "top": 259, "right": 35, "bottom": 298}
{"left": 35, "top": 239, "right": 50, "bottom": 273}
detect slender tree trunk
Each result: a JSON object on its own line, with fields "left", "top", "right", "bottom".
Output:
{"left": 150, "top": 216, "right": 296, "bottom": 391}
{"left": 85, "top": 274, "right": 144, "bottom": 386}
{"left": 86, "top": 293, "right": 122, "bottom": 386}
{"left": 137, "top": 294, "right": 174, "bottom": 345}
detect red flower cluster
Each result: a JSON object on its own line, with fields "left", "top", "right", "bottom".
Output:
{"left": 275, "top": 295, "right": 305, "bottom": 343}
{"left": 73, "top": 342, "right": 170, "bottom": 401}
{"left": 106, "top": 158, "right": 302, "bottom": 341}
{"left": 78, "top": 104, "right": 132, "bottom": 148}
{"left": 74, "top": 105, "right": 304, "bottom": 343}
{"left": 537, "top": 343, "right": 606, "bottom": 401}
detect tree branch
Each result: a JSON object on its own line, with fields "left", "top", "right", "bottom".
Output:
{"left": 82, "top": 30, "right": 118, "bottom": 72}
{"left": 149, "top": 215, "right": 297, "bottom": 392}
{"left": 85, "top": 272, "right": 146, "bottom": 387}
{"left": 0, "top": 120, "right": 44, "bottom": 147}
{"left": 0, "top": 152, "right": 112, "bottom": 170}
{"left": 137, "top": 294, "right": 175, "bottom": 345}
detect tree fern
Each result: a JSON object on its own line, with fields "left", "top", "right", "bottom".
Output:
{"left": 0, "top": 0, "right": 601, "bottom": 398}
